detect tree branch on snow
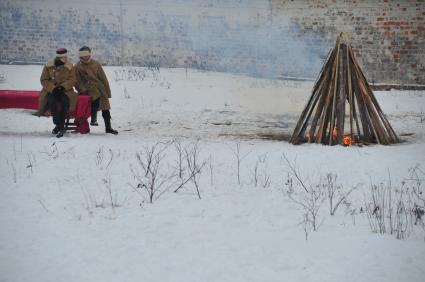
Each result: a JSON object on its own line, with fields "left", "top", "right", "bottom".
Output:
{"left": 228, "top": 142, "right": 251, "bottom": 186}
{"left": 287, "top": 182, "right": 326, "bottom": 231}
{"left": 130, "top": 141, "right": 175, "bottom": 203}
{"left": 281, "top": 153, "right": 309, "bottom": 193}
{"left": 173, "top": 142, "right": 206, "bottom": 199}
{"left": 325, "top": 173, "right": 357, "bottom": 216}
{"left": 172, "top": 138, "right": 186, "bottom": 188}
{"left": 364, "top": 168, "right": 425, "bottom": 240}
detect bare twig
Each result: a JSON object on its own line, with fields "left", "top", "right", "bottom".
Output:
{"left": 228, "top": 142, "right": 251, "bottom": 185}
{"left": 281, "top": 153, "right": 309, "bottom": 193}
{"left": 174, "top": 142, "right": 206, "bottom": 199}
{"left": 282, "top": 157, "right": 325, "bottom": 232}
{"left": 131, "top": 141, "right": 175, "bottom": 203}
{"left": 325, "top": 173, "right": 357, "bottom": 215}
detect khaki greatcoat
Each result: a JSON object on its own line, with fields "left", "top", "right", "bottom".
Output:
{"left": 74, "top": 59, "right": 111, "bottom": 111}
{"left": 38, "top": 60, "right": 78, "bottom": 115}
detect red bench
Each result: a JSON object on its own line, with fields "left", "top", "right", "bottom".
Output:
{"left": 0, "top": 90, "right": 91, "bottom": 134}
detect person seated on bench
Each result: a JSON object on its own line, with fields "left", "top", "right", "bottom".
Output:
{"left": 38, "top": 48, "right": 78, "bottom": 138}
{"left": 75, "top": 46, "right": 118, "bottom": 135}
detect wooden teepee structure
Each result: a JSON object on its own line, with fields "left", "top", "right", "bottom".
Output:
{"left": 290, "top": 33, "right": 399, "bottom": 146}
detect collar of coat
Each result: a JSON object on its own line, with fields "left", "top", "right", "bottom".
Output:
{"left": 46, "top": 59, "right": 73, "bottom": 70}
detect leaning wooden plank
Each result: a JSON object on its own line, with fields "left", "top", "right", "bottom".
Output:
{"left": 362, "top": 95, "right": 384, "bottom": 144}
{"left": 307, "top": 62, "right": 335, "bottom": 141}
{"left": 347, "top": 45, "right": 360, "bottom": 141}
{"left": 292, "top": 88, "right": 322, "bottom": 142}
{"left": 318, "top": 103, "right": 333, "bottom": 144}
{"left": 361, "top": 96, "right": 387, "bottom": 142}
{"left": 351, "top": 93, "right": 362, "bottom": 142}
{"left": 352, "top": 71, "right": 372, "bottom": 141}
{"left": 290, "top": 76, "right": 324, "bottom": 142}
{"left": 352, "top": 57, "right": 399, "bottom": 143}
{"left": 355, "top": 73, "right": 387, "bottom": 144}
{"left": 348, "top": 51, "right": 374, "bottom": 141}
{"left": 291, "top": 47, "right": 337, "bottom": 143}
{"left": 371, "top": 96, "right": 399, "bottom": 143}
{"left": 336, "top": 44, "right": 348, "bottom": 144}
{"left": 300, "top": 79, "right": 327, "bottom": 139}
{"left": 316, "top": 39, "right": 341, "bottom": 144}
{"left": 291, "top": 69, "right": 329, "bottom": 143}
{"left": 310, "top": 48, "right": 334, "bottom": 98}
{"left": 317, "top": 69, "right": 337, "bottom": 143}
{"left": 354, "top": 65, "right": 390, "bottom": 144}
{"left": 328, "top": 37, "right": 342, "bottom": 145}
{"left": 350, "top": 49, "right": 399, "bottom": 144}
{"left": 347, "top": 44, "right": 355, "bottom": 141}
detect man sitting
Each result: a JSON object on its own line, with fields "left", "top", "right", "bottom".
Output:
{"left": 38, "top": 48, "right": 78, "bottom": 138}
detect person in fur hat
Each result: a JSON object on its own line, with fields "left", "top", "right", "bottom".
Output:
{"left": 38, "top": 48, "right": 78, "bottom": 138}
{"left": 74, "top": 46, "right": 118, "bottom": 135}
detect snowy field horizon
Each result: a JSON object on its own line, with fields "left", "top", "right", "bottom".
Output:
{"left": 0, "top": 65, "right": 424, "bottom": 282}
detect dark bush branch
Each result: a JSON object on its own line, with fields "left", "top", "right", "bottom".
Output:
{"left": 131, "top": 141, "right": 174, "bottom": 203}
{"left": 281, "top": 153, "right": 309, "bottom": 193}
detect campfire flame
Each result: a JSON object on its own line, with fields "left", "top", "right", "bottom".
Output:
{"left": 332, "top": 127, "right": 355, "bottom": 145}
{"left": 332, "top": 127, "right": 338, "bottom": 141}
{"left": 343, "top": 135, "right": 354, "bottom": 145}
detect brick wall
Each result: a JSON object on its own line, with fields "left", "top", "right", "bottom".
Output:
{"left": 0, "top": 0, "right": 424, "bottom": 85}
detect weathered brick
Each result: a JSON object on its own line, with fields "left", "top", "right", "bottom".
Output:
{"left": 0, "top": 0, "right": 423, "bottom": 85}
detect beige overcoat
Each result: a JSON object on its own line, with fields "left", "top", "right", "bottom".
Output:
{"left": 38, "top": 60, "right": 78, "bottom": 115}
{"left": 74, "top": 59, "right": 111, "bottom": 111}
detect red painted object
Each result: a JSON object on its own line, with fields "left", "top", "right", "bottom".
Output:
{"left": 0, "top": 90, "right": 39, "bottom": 109}
{"left": 0, "top": 90, "right": 91, "bottom": 134}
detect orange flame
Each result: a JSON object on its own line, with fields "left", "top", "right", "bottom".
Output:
{"left": 343, "top": 135, "right": 354, "bottom": 145}
{"left": 332, "top": 127, "right": 338, "bottom": 141}
{"left": 333, "top": 127, "right": 355, "bottom": 145}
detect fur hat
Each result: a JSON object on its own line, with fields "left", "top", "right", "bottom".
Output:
{"left": 56, "top": 48, "right": 68, "bottom": 58}
{"left": 78, "top": 46, "right": 91, "bottom": 57}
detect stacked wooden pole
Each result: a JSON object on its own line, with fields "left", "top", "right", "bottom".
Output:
{"left": 290, "top": 33, "right": 399, "bottom": 146}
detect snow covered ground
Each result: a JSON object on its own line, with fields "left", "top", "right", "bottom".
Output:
{"left": 0, "top": 65, "right": 424, "bottom": 282}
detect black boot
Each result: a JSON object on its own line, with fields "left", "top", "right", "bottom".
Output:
{"left": 90, "top": 110, "right": 98, "bottom": 126}
{"left": 56, "top": 129, "right": 65, "bottom": 138}
{"left": 56, "top": 123, "right": 65, "bottom": 138}
{"left": 102, "top": 110, "right": 118, "bottom": 135}
{"left": 91, "top": 98, "right": 100, "bottom": 126}
{"left": 106, "top": 127, "right": 118, "bottom": 135}
{"left": 52, "top": 125, "right": 60, "bottom": 134}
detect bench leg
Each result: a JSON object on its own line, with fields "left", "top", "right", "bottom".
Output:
{"left": 65, "top": 117, "right": 77, "bottom": 131}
